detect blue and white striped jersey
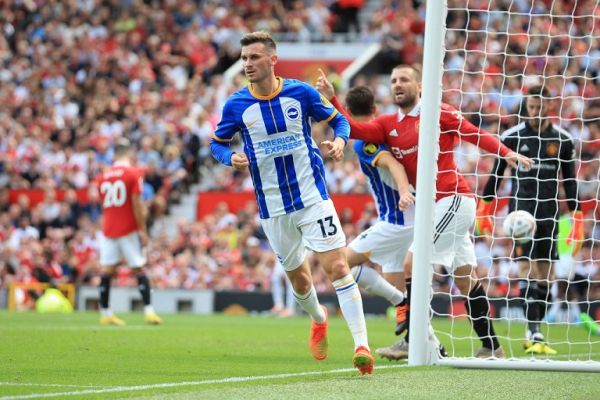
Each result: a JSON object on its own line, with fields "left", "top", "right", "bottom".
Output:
{"left": 211, "top": 78, "right": 349, "bottom": 219}
{"left": 353, "top": 140, "right": 414, "bottom": 226}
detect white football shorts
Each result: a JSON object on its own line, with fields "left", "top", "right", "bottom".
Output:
{"left": 409, "top": 194, "right": 477, "bottom": 272}
{"left": 100, "top": 231, "right": 146, "bottom": 268}
{"left": 349, "top": 221, "right": 413, "bottom": 273}
{"left": 261, "top": 199, "right": 346, "bottom": 271}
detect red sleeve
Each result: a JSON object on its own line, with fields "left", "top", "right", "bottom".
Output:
{"left": 440, "top": 104, "right": 511, "bottom": 157}
{"left": 331, "top": 96, "right": 388, "bottom": 144}
{"left": 130, "top": 169, "right": 142, "bottom": 195}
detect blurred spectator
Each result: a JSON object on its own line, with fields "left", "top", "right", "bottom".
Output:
{"left": 137, "top": 136, "right": 162, "bottom": 167}
{"left": 332, "top": 0, "right": 365, "bottom": 35}
{"left": 0, "top": 0, "right": 598, "bottom": 302}
{"left": 8, "top": 215, "right": 39, "bottom": 251}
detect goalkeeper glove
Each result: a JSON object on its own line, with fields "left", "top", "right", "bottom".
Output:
{"left": 567, "top": 210, "right": 584, "bottom": 255}
{"left": 475, "top": 199, "right": 494, "bottom": 236}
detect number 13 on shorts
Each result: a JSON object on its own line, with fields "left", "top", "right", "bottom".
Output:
{"left": 317, "top": 216, "right": 338, "bottom": 237}
{"left": 300, "top": 200, "right": 346, "bottom": 252}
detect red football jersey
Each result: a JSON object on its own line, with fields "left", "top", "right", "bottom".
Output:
{"left": 333, "top": 98, "right": 511, "bottom": 201}
{"left": 97, "top": 161, "right": 143, "bottom": 238}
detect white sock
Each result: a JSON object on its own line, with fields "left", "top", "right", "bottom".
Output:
{"left": 351, "top": 266, "right": 404, "bottom": 305}
{"left": 144, "top": 305, "right": 155, "bottom": 315}
{"left": 100, "top": 308, "right": 113, "bottom": 318}
{"left": 293, "top": 285, "right": 326, "bottom": 323}
{"left": 285, "top": 278, "right": 296, "bottom": 311}
{"left": 271, "top": 275, "right": 285, "bottom": 309}
{"left": 567, "top": 301, "right": 581, "bottom": 323}
{"left": 333, "top": 274, "right": 369, "bottom": 350}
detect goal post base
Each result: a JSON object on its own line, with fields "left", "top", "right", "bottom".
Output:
{"left": 438, "top": 358, "right": 600, "bottom": 373}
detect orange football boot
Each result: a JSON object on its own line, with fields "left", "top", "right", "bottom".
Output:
{"left": 353, "top": 346, "right": 374, "bottom": 375}
{"left": 309, "top": 305, "right": 328, "bottom": 360}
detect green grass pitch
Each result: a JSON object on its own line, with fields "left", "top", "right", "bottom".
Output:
{"left": 1, "top": 311, "right": 599, "bottom": 399}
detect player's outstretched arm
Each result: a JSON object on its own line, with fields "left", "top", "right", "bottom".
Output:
{"left": 442, "top": 105, "right": 534, "bottom": 170}
{"left": 376, "top": 151, "right": 415, "bottom": 211}
{"left": 315, "top": 68, "right": 386, "bottom": 145}
{"left": 316, "top": 68, "right": 335, "bottom": 100}
{"left": 503, "top": 150, "right": 533, "bottom": 170}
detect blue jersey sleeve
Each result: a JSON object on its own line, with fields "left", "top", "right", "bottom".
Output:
{"left": 305, "top": 84, "right": 350, "bottom": 143}
{"left": 353, "top": 140, "right": 391, "bottom": 166}
{"left": 210, "top": 99, "right": 241, "bottom": 166}
{"left": 214, "top": 99, "right": 240, "bottom": 142}
{"left": 210, "top": 138, "right": 234, "bottom": 166}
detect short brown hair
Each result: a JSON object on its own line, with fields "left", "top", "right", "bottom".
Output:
{"left": 114, "top": 137, "right": 131, "bottom": 156}
{"left": 527, "top": 84, "right": 550, "bottom": 98}
{"left": 393, "top": 64, "right": 422, "bottom": 81}
{"left": 345, "top": 86, "right": 375, "bottom": 117}
{"left": 240, "top": 31, "right": 277, "bottom": 52}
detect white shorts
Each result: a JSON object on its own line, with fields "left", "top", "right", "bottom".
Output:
{"left": 348, "top": 221, "right": 413, "bottom": 273}
{"left": 409, "top": 195, "right": 477, "bottom": 272}
{"left": 555, "top": 253, "right": 574, "bottom": 280}
{"left": 261, "top": 199, "right": 346, "bottom": 271}
{"left": 100, "top": 231, "right": 146, "bottom": 268}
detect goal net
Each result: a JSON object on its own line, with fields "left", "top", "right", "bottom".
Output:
{"left": 417, "top": 0, "right": 600, "bottom": 371}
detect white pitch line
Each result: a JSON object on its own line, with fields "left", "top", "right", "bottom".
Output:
{"left": 0, "top": 383, "right": 104, "bottom": 389}
{"left": 0, "top": 364, "right": 408, "bottom": 400}
{"left": 0, "top": 326, "right": 154, "bottom": 331}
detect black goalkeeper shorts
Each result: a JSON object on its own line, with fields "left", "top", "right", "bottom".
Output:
{"left": 512, "top": 219, "right": 558, "bottom": 261}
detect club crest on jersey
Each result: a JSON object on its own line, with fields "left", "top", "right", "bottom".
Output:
{"left": 285, "top": 106, "right": 300, "bottom": 120}
{"left": 546, "top": 142, "right": 558, "bottom": 156}
{"left": 363, "top": 142, "right": 378, "bottom": 155}
{"left": 415, "top": 120, "right": 420, "bottom": 131}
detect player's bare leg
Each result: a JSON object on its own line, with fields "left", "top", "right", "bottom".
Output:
{"left": 377, "top": 252, "right": 447, "bottom": 360}
{"left": 287, "top": 259, "right": 328, "bottom": 360}
{"left": 396, "top": 252, "right": 413, "bottom": 338}
{"left": 98, "top": 266, "right": 125, "bottom": 326}
{"left": 384, "top": 271, "right": 407, "bottom": 330}
{"left": 317, "top": 247, "right": 373, "bottom": 374}
{"left": 453, "top": 265, "right": 503, "bottom": 358}
{"left": 347, "top": 248, "right": 405, "bottom": 317}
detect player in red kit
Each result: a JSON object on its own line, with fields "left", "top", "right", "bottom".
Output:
{"left": 96, "top": 138, "right": 162, "bottom": 326}
{"left": 317, "top": 65, "right": 533, "bottom": 358}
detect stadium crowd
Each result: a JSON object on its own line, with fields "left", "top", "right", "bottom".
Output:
{"left": 0, "top": 0, "right": 599, "bottom": 305}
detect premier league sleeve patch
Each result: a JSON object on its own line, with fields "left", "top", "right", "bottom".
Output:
{"left": 363, "top": 142, "right": 379, "bottom": 156}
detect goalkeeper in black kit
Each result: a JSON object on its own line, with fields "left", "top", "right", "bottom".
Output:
{"left": 476, "top": 85, "right": 583, "bottom": 355}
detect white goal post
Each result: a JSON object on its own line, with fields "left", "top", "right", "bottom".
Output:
{"left": 411, "top": 0, "right": 600, "bottom": 372}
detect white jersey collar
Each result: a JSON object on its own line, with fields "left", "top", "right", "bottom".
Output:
{"left": 397, "top": 102, "right": 421, "bottom": 121}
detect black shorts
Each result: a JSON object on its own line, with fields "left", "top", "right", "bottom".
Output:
{"left": 569, "top": 274, "right": 590, "bottom": 298}
{"left": 513, "top": 219, "right": 558, "bottom": 261}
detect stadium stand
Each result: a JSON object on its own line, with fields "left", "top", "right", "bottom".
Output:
{"left": 0, "top": 0, "right": 598, "bottom": 308}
